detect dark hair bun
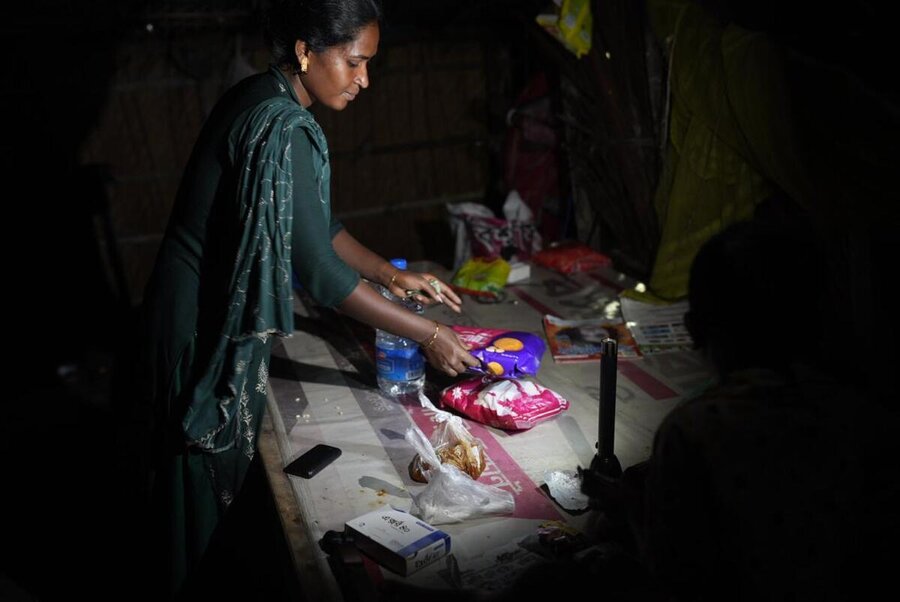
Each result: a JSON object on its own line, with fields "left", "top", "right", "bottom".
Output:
{"left": 265, "top": 0, "right": 382, "bottom": 69}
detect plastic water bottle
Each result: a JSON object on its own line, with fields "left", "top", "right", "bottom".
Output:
{"left": 376, "top": 258, "right": 426, "bottom": 396}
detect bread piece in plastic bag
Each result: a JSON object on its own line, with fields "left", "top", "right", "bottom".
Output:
{"left": 405, "top": 393, "right": 514, "bottom": 524}
{"left": 409, "top": 413, "right": 487, "bottom": 482}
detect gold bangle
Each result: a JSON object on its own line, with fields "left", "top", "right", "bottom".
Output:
{"left": 388, "top": 271, "right": 400, "bottom": 289}
{"left": 420, "top": 321, "right": 440, "bottom": 350}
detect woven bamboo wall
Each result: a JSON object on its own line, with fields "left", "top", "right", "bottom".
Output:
{"left": 542, "top": 0, "right": 663, "bottom": 279}
{"left": 80, "top": 29, "right": 490, "bottom": 305}
{"left": 312, "top": 39, "right": 489, "bottom": 267}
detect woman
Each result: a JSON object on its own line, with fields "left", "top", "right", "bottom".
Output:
{"left": 133, "top": 0, "right": 478, "bottom": 593}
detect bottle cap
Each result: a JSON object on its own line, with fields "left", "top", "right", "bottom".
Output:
{"left": 389, "top": 258, "right": 407, "bottom": 270}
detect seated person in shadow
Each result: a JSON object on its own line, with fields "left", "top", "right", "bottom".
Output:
{"left": 616, "top": 216, "right": 897, "bottom": 601}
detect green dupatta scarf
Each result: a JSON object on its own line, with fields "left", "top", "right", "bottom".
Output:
{"left": 181, "top": 96, "right": 329, "bottom": 458}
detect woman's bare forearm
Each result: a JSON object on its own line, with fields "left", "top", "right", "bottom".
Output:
{"left": 337, "top": 280, "right": 479, "bottom": 377}
{"left": 331, "top": 229, "right": 395, "bottom": 287}
{"left": 337, "top": 279, "right": 435, "bottom": 342}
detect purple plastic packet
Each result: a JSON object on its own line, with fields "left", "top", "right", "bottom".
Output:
{"left": 451, "top": 326, "right": 546, "bottom": 378}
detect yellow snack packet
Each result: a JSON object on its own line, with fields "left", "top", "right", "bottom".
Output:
{"left": 451, "top": 257, "right": 511, "bottom": 300}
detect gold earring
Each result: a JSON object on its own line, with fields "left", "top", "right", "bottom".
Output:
{"left": 300, "top": 55, "right": 309, "bottom": 74}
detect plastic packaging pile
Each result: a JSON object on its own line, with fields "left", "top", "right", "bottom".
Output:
{"left": 440, "top": 326, "right": 569, "bottom": 431}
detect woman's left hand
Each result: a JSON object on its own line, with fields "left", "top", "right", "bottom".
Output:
{"left": 387, "top": 270, "right": 462, "bottom": 313}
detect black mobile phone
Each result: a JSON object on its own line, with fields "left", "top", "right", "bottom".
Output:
{"left": 283, "top": 444, "right": 342, "bottom": 479}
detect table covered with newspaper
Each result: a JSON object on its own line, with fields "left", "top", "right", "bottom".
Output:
{"left": 258, "top": 260, "right": 713, "bottom": 600}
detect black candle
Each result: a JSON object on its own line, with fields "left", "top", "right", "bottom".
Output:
{"left": 598, "top": 337, "right": 618, "bottom": 462}
{"left": 583, "top": 337, "right": 622, "bottom": 487}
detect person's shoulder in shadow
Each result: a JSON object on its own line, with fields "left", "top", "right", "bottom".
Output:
{"left": 672, "top": 199, "right": 898, "bottom": 598}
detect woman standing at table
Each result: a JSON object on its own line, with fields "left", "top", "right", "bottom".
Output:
{"left": 127, "top": 0, "right": 478, "bottom": 594}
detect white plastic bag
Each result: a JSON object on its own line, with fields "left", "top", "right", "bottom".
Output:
{"left": 502, "top": 190, "right": 542, "bottom": 257}
{"left": 446, "top": 202, "right": 495, "bottom": 270}
{"left": 408, "top": 411, "right": 488, "bottom": 482}
{"left": 405, "top": 394, "right": 515, "bottom": 524}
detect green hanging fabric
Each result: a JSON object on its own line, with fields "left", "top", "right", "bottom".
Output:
{"left": 638, "top": 0, "right": 809, "bottom": 301}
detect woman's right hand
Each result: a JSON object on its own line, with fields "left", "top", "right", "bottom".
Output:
{"left": 421, "top": 323, "right": 480, "bottom": 377}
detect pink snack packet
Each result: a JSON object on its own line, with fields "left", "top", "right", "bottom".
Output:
{"left": 441, "top": 376, "right": 569, "bottom": 431}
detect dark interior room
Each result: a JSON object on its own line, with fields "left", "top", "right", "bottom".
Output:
{"left": 2, "top": 1, "right": 897, "bottom": 600}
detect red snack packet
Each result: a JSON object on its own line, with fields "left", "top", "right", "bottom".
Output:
{"left": 532, "top": 241, "right": 612, "bottom": 273}
{"left": 441, "top": 376, "right": 569, "bottom": 431}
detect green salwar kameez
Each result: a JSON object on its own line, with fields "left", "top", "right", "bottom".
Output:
{"left": 135, "top": 66, "right": 358, "bottom": 593}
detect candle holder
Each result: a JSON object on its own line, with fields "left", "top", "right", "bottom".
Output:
{"left": 579, "top": 338, "right": 622, "bottom": 503}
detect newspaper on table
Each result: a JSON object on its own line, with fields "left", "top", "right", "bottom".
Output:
{"left": 542, "top": 314, "right": 640, "bottom": 362}
{"left": 619, "top": 297, "right": 693, "bottom": 354}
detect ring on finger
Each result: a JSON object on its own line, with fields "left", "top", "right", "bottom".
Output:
{"left": 427, "top": 278, "right": 441, "bottom": 295}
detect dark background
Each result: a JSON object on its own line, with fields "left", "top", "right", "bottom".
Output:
{"left": 1, "top": 1, "right": 895, "bottom": 599}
